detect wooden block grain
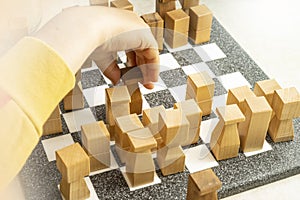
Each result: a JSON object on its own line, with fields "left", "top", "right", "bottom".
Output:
{"left": 60, "top": 178, "right": 90, "bottom": 200}
{"left": 179, "top": 0, "right": 199, "bottom": 9}
{"left": 216, "top": 104, "right": 245, "bottom": 125}
{"left": 268, "top": 116, "right": 294, "bottom": 142}
{"left": 189, "top": 5, "right": 213, "bottom": 30}
{"left": 43, "top": 117, "right": 63, "bottom": 136}
{"left": 164, "top": 29, "right": 188, "bottom": 48}
{"left": 127, "top": 127, "right": 157, "bottom": 153}
{"left": 165, "top": 9, "right": 190, "bottom": 33}
{"left": 189, "top": 27, "right": 211, "bottom": 44}
{"left": 156, "top": 0, "right": 176, "bottom": 19}
{"left": 111, "top": 0, "right": 133, "bottom": 11}
{"left": 197, "top": 99, "right": 213, "bottom": 116}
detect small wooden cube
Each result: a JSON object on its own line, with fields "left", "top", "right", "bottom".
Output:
{"left": 60, "top": 178, "right": 90, "bottom": 200}
{"left": 238, "top": 96, "right": 272, "bottom": 152}
{"left": 253, "top": 79, "right": 282, "bottom": 105}
{"left": 186, "top": 169, "right": 221, "bottom": 200}
{"left": 189, "top": 5, "right": 213, "bottom": 30}
{"left": 158, "top": 109, "right": 190, "bottom": 147}
{"left": 226, "top": 85, "right": 256, "bottom": 113}
{"left": 272, "top": 87, "right": 300, "bottom": 120}
{"left": 179, "top": 0, "right": 199, "bottom": 9}
{"left": 157, "top": 146, "right": 185, "bottom": 176}
{"left": 165, "top": 9, "right": 190, "bottom": 33}
{"left": 111, "top": 0, "right": 133, "bottom": 11}
{"left": 186, "top": 72, "right": 215, "bottom": 101}
{"left": 189, "top": 28, "right": 211, "bottom": 44}
{"left": 156, "top": 0, "right": 176, "bottom": 19}
{"left": 81, "top": 121, "right": 110, "bottom": 155}
{"left": 56, "top": 143, "right": 90, "bottom": 183}
{"left": 127, "top": 127, "right": 157, "bottom": 153}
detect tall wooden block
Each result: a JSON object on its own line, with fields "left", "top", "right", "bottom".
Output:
{"left": 179, "top": 0, "right": 199, "bottom": 9}
{"left": 210, "top": 105, "right": 245, "bottom": 160}
{"left": 81, "top": 121, "right": 110, "bottom": 155}
{"left": 189, "top": 5, "right": 213, "bottom": 30}
{"left": 127, "top": 83, "right": 142, "bottom": 115}
{"left": 127, "top": 127, "right": 157, "bottom": 153}
{"left": 186, "top": 72, "right": 215, "bottom": 101}
{"left": 141, "top": 12, "right": 164, "bottom": 51}
{"left": 60, "top": 178, "right": 90, "bottom": 200}
{"left": 165, "top": 9, "right": 190, "bottom": 34}
{"left": 142, "top": 105, "right": 166, "bottom": 140}
{"left": 157, "top": 146, "right": 185, "bottom": 176}
{"left": 238, "top": 96, "right": 272, "bottom": 152}
{"left": 272, "top": 87, "right": 300, "bottom": 120}
{"left": 226, "top": 85, "right": 256, "bottom": 113}
{"left": 268, "top": 116, "right": 294, "bottom": 142}
{"left": 56, "top": 143, "right": 90, "bottom": 183}
{"left": 253, "top": 79, "right": 282, "bottom": 105}
{"left": 156, "top": 0, "right": 176, "bottom": 19}
{"left": 197, "top": 99, "right": 213, "bottom": 116}
{"left": 158, "top": 109, "right": 190, "bottom": 147}
{"left": 186, "top": 169, "right": 222, "bottom": 200}
{"left": 164, "top": 29, "right": 188, "bottom": 48}
{"left": 188, "top": 28, "right": 211, "bottom": 45}
{"left": 174, "top": 99, "right": 203, "bottom": 145}
{"left": 111, "top": 0, "right": 133, "bottom": 11}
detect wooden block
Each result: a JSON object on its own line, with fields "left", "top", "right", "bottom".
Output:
{"left": 56, "top": 143, "right": 90, "bottom": 183}
{"left": 268, "top": 116, "right": 294, "bottom": 142}
{"left": 197, "top": 99, "right": 213, "bottom": 116}
{"left": 81, "top": 56, "right": 92, "bottom": 69}
{"left": 189, "top": 4, "right": 212, "bottom": 30}
{"left": 226, "top": 85, "right": 256, "bottom": 113}
{"left": 81, "top": 121, "right": 110, "bottom": 155}
{"left": 238, "top": 96, "right": 273, "bottom": 152}
{"left": 216, "top": 104, "right": 245, "bottom": 125}
{"left": 179, "top": 0, "right": 199, "bottom": 9}
{"left": 105, "top": 86, "right": 131, "bottom": 104}
{"left": 157, "top": 146, "right": 185, "bottom": 176}
{"left": 66, "top": 82, "right": 83, "bottom": 96}
{"left": 60, "top": 178, "right": 90, "bottom": 200}
{"left": 114, "top": 114, "right": 144, "bottom": 149}
{"left": 186, "top": 169, "right": 221, "bottom": 200}
{"left": 89, "top": 152, "right": 110, "bottom": 171}
{"left": 164, "top": 29, "right": 188, "bottom": 48}
{"left": 127, "top": 171, "right": 155, "bottom": 187}
{"left": 158, "top": 109, "right": 190, "bottom": 147}
{"left": 126, "top": 151, "right": 155, "bottom": 173}
{"left": 253, "top": 79, "right": 282, "bottom": 105}
{"left": 189, "top": 27, "right": 211, "bottom": 44}
{"left": 272, "top": 87, "right": 300, "bottom": 120}
{"left": 127, "top": 127, "right": 157, "bottom": 153}
{"left": 156, "top": 0, "right": 176, "bottom": 19}
{"left": 127, "top": 83, "right": 143, "bottom": 115}
{"left": 48, "top": 106, "right": 60, "bottom": 120}
{"left": 165, "top": 9, "right": 190, "bottom": 33}
{"left": 187, "top": 72, "right": 215, "bottom": 101}
{"left": 63, "top": 92, "right": 84, "bottom": 111}
{"left": 142, "top": 105, "right": 166, "bottom": 139}
{"left": 43, "top": 117, "right": 63, "bottom": 136}
{"left": 141, "top": 12, "right": 164, "bottom": 51}
{"left": 110, "top": 0, "right": 133, "bottom": 11}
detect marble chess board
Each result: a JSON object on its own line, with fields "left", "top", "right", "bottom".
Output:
{"left": 19, "top": 18, "right": 300, "bottom": 199}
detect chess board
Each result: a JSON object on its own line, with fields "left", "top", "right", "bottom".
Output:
{"left": 19, "top": 18, "right": 300, "bottom": 200}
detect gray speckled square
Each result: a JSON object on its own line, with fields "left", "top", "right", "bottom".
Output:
{"left": 171, "top": 48, "right": 202, "bottom": 66}
{"left": 82, "top": 69, "right": 107, "bottom": 89}
{"left": 71, "top": 131, "right": 82, "bottom": 146}
{"left": 160, "top": 68, "right": 187, "bottom": 88}
{"left": 213, "top": 78, "right": 227, "bottom": 96}
{"left": 144, "top": 89, "right": 177, "bottom": 109}
{"left": 90, "top": 104, "right": 106, "bottom": 122}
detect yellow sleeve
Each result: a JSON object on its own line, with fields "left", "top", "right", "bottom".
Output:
{"left": 0, "top": 37, "right": 75, "bottom": 189}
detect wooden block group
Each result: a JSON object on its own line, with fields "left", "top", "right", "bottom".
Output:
{"left": 110, "top": 0, "right": 133, "bottom": 11}
{"left": 268, "top": 87, "right": 300, "bottom": 142}
{"left": 157, "top": 109, "right": 189, "bottom": 176}
{"left": 174, "top": 99, "right": 203, "bottom": 146}
{"left": 114, "top": 114, "right": 144, "bottom": 163}
{"left": 126, "top": 127, "right": 157, "bottom": 187}
{"left": 56, "top": 143, "right": 90, "bottom": 200}
{"left": 165, "top": 9, "right": 190, "bottom": 48}
{"left": 81, "top": 121, "right": 111, "bottom": 172}
{"left": 186, "top": 169, "right": 222, "bottom": 200}
{"left": 142, "top": 105, "right": 166, "bottom": 149}
{"left": 43, "top": 105, "right": 62, "bottom": 135}
{"left": 63, "top": 72, "right": 84, "bottom": 111}
{"left": 105, "top": 86, "right": 131, "bottom": 140}
{"left": 156, "top": 0, "right": 176, "bottom": 19}
{"left": 188, "top": 4, "right": 213, "bottom": 44}
{"left": 210, "top": 105, "right": 245, "bottom": 160}
{"left": 238, "top": 96, "right": 272, "bottom": 152}
{"left": 186, "top": 72, "right": 215, "bottom": 115}
{"left": 141, "top": 12, "right": 164, "bottom": 51}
